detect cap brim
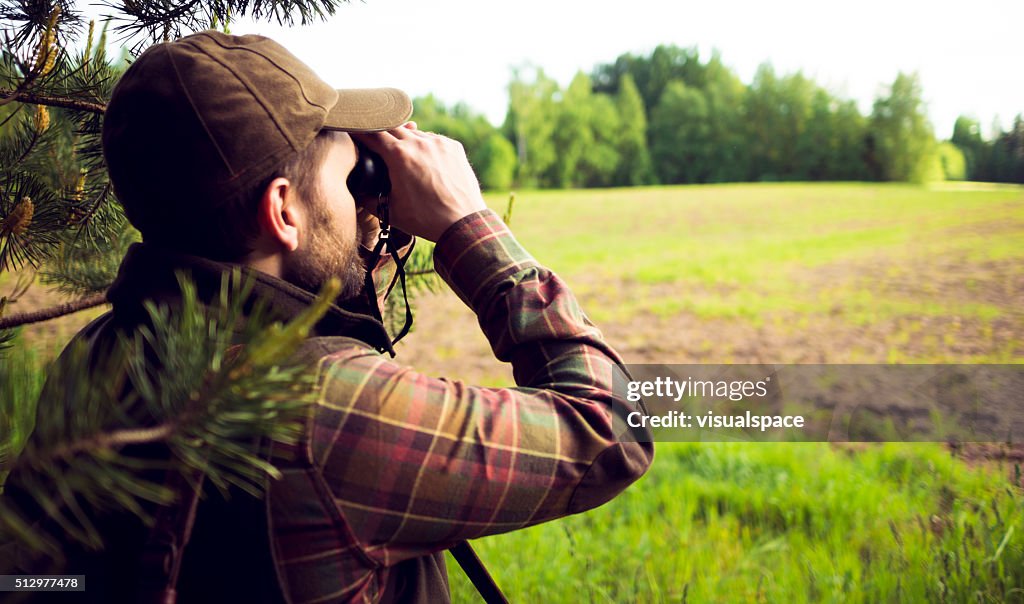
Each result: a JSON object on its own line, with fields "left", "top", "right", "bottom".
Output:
{"left": 322, "top": 87, "right": 413, "bottom": 132}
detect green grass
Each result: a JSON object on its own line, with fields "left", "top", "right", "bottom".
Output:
{"left": 0, "top": 330, "right": 45, "bottom": 488}
{"left": 488, "top": 183, "right": 1024, "bottom": 347}
{"left": 440, "top": 183, "right": 1024, "bottom": 602}
{"left": 448, "top": 443, "right": 1024, "bottom": 603}
{"left": 496, "top": 183, "right": 1022, "bottom": 280}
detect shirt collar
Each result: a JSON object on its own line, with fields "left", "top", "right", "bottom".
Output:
{"left": 106, "top": 242, "right": 395, "bottom": 355}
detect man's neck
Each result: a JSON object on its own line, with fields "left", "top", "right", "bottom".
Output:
{"left": 245, "top": 250, "right": 285, "bottom": 280}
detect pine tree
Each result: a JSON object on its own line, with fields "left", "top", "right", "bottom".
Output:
{"left": 0, "top": 0, "right": 380, "bottom": 560}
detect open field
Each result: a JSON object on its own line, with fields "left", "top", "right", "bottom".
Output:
{"left": 394, "top": 182, "right": 1024, "bottom": 602}
{"left": 4, "top": 182, "right": 1024, "bottom": 602}
{"left": 398, "top": 182, "right": 1023, "bottom": 387}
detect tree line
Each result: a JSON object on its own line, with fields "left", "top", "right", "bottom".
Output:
{"left": 414, "top": 45, "right": 1024, "bottom": 190}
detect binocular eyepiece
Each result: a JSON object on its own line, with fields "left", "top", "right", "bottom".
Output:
{"left": 348, "top": 143, "right": 391, "bottom": 200}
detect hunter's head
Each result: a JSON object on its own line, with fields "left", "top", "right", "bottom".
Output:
{"left": 101, "top": 31, "right": 412, "bottom": 296}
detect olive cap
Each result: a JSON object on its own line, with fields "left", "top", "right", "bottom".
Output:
{"left": 102, "top": 30, "right": 412, "bottom": 222}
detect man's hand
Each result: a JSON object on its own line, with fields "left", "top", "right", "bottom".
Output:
{"left": 352, "top": 123, "right": 488, "bottom": 242}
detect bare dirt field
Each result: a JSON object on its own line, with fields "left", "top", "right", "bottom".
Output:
{"left": 394, "top": 254, "right": 1023, "bottom": 385}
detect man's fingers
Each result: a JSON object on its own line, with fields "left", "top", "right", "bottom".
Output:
{"left": 351, "top": 130, "right": 393, "bottom": 155}
{"left": 354, "top": 120, "right": 486, "bottom": 241}
{"left": 358, "top": 125, "right": 423, "bottom": 157}
{"left": 354, "top": 123, "right": 437, "bottom": 161}
{"left": 389, "top": 123, "right": 427, "bottom": 140}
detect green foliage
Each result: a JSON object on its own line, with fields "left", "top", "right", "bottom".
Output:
{"left": 506, "top": 64, "right": 655, "bottom": 189}
{"left": 952, "top": 115, "right": 983, "bottom": 146}
{"left": 613, "top": 74, "right": 654, "bottom": 186}
{"left": 0, "top": 329, "right": 45, "bottom": 481}
{"left": 0, "top": 274, "right": 340, "bottom": 556}
{"left": 1, "top": 18, "right": 128, "bottom": 273}
{"left": 417, "top": 46, "right": 1006, "bottom": 189}
{"left": 579, "top": 92, "right": 623, "bottom": 187}
{"left": 592, "top": 44, "right": 709, "bottom": 115}
{"left": 700, "top": 61, "right": 748, "bottom": 183}
{"left": 410, "top": 94, "right": 515, "bottom": 190}
{"left": 745, "top": 64, "right": 815, "bottom": 181}
{"left": 594, "top": 48, "right": 1024, "bottom": 186}
{"left": 987, "top": 115, "right": 1024, "bottom": 183}
{"left": 952, "top": 115, "right": 985, "bottom": 178}
{"left": 937, "top": 141, "right": 967, "bottom": 181}
{"left": 868, "top": 73, "right": 938, "bottom": 183}
{"left": 505, "top": 66, "right": 560, "bottom": 188}
{"left": 545, "top": 72, "right": 615, "bottom": 188}
{"left": 647, "top": 64, "right": 746, "bottom": 185}
{"left": 829, "top": 99, "right": 872, "bottom": 181}
{"left": 593, "top": 47, "right": 886, "bottom": 186}
{"left": 475, "top": 132, "right": 516, "bottom": 191}
{"left": 449, "top": 442, "right": 1024, "bottom": 602}
{"left": 40, "top": 224, "right": 139, "bottom": 296}
{"left": 106, "top": 0, "right": 352, "bottom": 49}
{"left": 651, "top": 80, "right": 709, "bottom": 184}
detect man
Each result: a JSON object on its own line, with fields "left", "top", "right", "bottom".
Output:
{"left": 4, "top": 31, "right": 652, "bottom": 602}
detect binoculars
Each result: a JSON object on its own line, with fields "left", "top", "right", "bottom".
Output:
{"left": 348, "top": 143, "right": 391, "bottom": 200}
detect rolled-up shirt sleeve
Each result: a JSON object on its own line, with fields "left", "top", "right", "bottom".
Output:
{"left": 309, "top": 209, "right": 653, "bottom": 567}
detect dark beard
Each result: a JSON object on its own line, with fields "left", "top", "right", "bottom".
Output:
{"left": 281, "top": 200, "right": 365, "bottom": 300}
{"left": 283, "top": 243, "right": 365, "bottom": 300}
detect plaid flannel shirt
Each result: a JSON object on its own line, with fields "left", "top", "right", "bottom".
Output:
{"left": 1, "top": 209, "right": 651, "bottom": 604}
{"left": 268, "top": 209, "right": 653, "bottom": 602}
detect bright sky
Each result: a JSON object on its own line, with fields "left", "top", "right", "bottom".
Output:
{"left": 126, "top": 1, "right": 1024, "bottom": 138}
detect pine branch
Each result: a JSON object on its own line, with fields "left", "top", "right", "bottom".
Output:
{"left": 49, "top": 423, "right": 174, "bottom": 460}
{"left": 0, "top": 274, "right": 343, "bottom": 555}
{"left": 0, "top": 1, "right": 83, "bottom": 51}
{"left": 1, "top": 172, "right": 68, "bottom": 270}
{"left": 12, "top": 122, "right": 42, "bottom": 166}
{"left": 0, "top": 291, "right": 107, "bottom": 329}
{"left": 103, "top": 0, "right": 351, "bottom": 49}
{"left": 40, "top": 221, "right": 134, "bottom": 297}
{"left": 0, "top": 89, "right": 105, "bottom": 113}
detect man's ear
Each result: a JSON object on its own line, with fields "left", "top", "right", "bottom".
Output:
{"left": 257, "top": 177, "right": 301, "bottom": 252}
